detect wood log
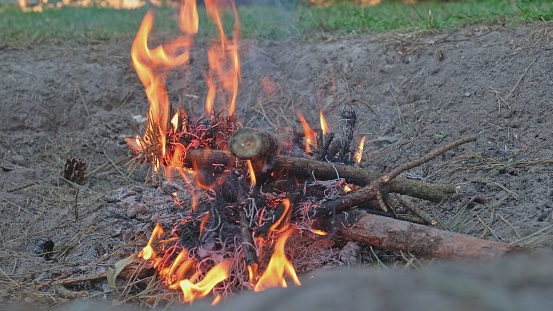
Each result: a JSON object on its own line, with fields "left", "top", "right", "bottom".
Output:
{"left": 183, "top": 149, "right": 456, "bottom": 203}
{"left": 229, "top": 128, "right": 279, "bottom": 172}
{"left": 338, "top": 210, "right": 512, "bottom": 260}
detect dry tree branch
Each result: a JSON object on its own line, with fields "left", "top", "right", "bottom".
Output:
{"left": 338, "top": 210, "right": 512, "bottom": 260}
{"left": 316, "top": 136, "right": 477, "bottom": 215}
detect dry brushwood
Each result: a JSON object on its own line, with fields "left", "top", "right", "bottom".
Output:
{"left": 316, "top": 136, "right": 477, "bottom": 215}
{"left": 215, "top": 127, "right": 458, "bottom": 202}
{"left": 338, "top": 210, "right": 513, "bottom": 260}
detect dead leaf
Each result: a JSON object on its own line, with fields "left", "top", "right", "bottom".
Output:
{"left": 107, "top": 254, "right": 140, "bottom": 288}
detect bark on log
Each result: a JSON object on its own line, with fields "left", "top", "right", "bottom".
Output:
{"left": 338, "top": 210, "right": 512, "bottom": 260}
{"left": 183, "top": 149, "right": 456, "bottom": 202}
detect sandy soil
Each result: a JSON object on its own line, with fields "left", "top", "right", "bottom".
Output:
{"left": 1, "top": 20, "right": 552, "bottom": 307}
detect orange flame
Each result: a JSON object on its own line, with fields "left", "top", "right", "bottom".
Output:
{"left": 246, "top": 160, "right": 256, "bottom": 186}
{"left": 297, "top": 111, "right": 316, "bottom": 152}
{"left": 269, "top": 198, "right": 291, "bottom": 234}
{"left": 319, "top": 110, "right": 328, "bottom": 136}
{"left": 204, "top": 0, "right": 240, "bottom": 115}
{"left": 354, "top": 136, "right": 366, "bottom": 166}
{"left": 179, "top": 0, "right": 199, "bottom": 34}
{"left": 131, "top": 4, "right": 196, "bottom": 172}
{"left": 180, "top": 260, "right": 232, "bottom": 303}
{"left": 310, "top": 229, "right": 328, "bottom": 236}
{"left": 199, "top": 212, "right": 211, "bottom": 236}
{"left": 171, "top": 112, "right": 179, "bottom": 132}
{"left": 254, "top": 229, "right": 301, "bottom": 292}
{"left": 139, "top": 222, "right": 164, "bottom": 260}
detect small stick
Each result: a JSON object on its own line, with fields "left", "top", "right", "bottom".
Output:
{"left": 318, "top": 136, "right": 476, "bottom": 214}
{"left": 397, "top": 194, "right": 436, "bottom": 226}
{"left": 379, "top": 136, "right": 477, "bottom": 184}
{"left": 370, "top": 136, "right": 476, "bottom": 211}
{"left": 238, "top": 207, "right": 258, "bottom": 275}
{"left": 74, "top": 188, "right": 80, "bottom": 221}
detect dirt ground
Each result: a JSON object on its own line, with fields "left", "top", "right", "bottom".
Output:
{"left": 1, "top": 19, "right": 553, "bottom": 308}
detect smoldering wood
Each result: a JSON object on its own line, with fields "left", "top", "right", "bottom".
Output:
{"left": 183, "top": 149, "right": 456, "bottom": 202}
{"left": 338, "top": 210, "right": 513, "bottom": 260}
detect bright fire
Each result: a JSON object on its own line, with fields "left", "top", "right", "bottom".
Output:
{"left": 254, "top": 228, "right": 301, "bottom": 292}
{"left": 247, "top": 160, "right": 256, "bottom": 186}
{"left": 354, "top": 136, "right": 366, "bottom": 166}
{"left": 320, "top": 110, "right": 328, "bottom": 136}
{"left": 297, "top": 111, "right": 316, "bottom": 152}
{"left": 130, "top": 0, "right": 240, "bottom": 174}
{"left": 131, "top": 5, "right": 196, "bottom": 173}
{"left": 139, "top": 222, "right": 164, "bottom": 260}
{"left": 131, "top": 0, "right": 302, "bottom": 303}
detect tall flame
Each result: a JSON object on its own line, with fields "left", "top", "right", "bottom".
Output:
{"left": 254, "top": 229, "right": 301, "bottom": 292}
{"left": 297, "top": 111, "right": 316, "bottom": 152}
{"left": 131, "top": 3, "right": 197, "bottom": 172}
{"left": 354, "top": 136, "right": 366, "bottom": 166}
{"left": 319, "top": 110, "right": 328, "bottom": 136}
{"left": 204, "top": 0, "right": 240, "bottom": 115}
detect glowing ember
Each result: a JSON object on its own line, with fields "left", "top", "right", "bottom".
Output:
{"left": 297, "top": 111, "right": 317, "bottom": 152}
{"left": 344, "top": 184, "right": 353, "bottom": 193}
{"left": 354, "top": 136, "right": 366, "bottom": 166}
{"left": 254, "top": 229, "right": 301, "bottom": 292}
{"left": 320, "top": 110, "right": 329, "bottom": 136}
{"left": 310, "top": 229, "right": 328, "bottom": 236}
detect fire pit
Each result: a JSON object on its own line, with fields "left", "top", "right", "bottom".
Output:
{"left": 110, "top": 0, "right": 516, "bottom": 305}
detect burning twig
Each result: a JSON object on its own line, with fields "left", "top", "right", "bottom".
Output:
{"left": 338, "top": 210, "right": 513, "bottom": 260}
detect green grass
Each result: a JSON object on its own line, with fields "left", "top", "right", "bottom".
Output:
{"left": 1, "top": 0, "right": 553, "bottom": 45}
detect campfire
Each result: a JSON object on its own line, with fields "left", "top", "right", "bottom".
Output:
{"left": 123, "top": 0, "right": 514, "bottom": 305}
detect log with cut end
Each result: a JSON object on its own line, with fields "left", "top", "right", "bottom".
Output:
{"left": 229, "top": 128, "right": 279, "bottom": 172}
{"left": 183, "top": 149, "right": 456, "bottom": 202}
{"left": 338, "top": 210, "right": 512, "bottom": 260}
